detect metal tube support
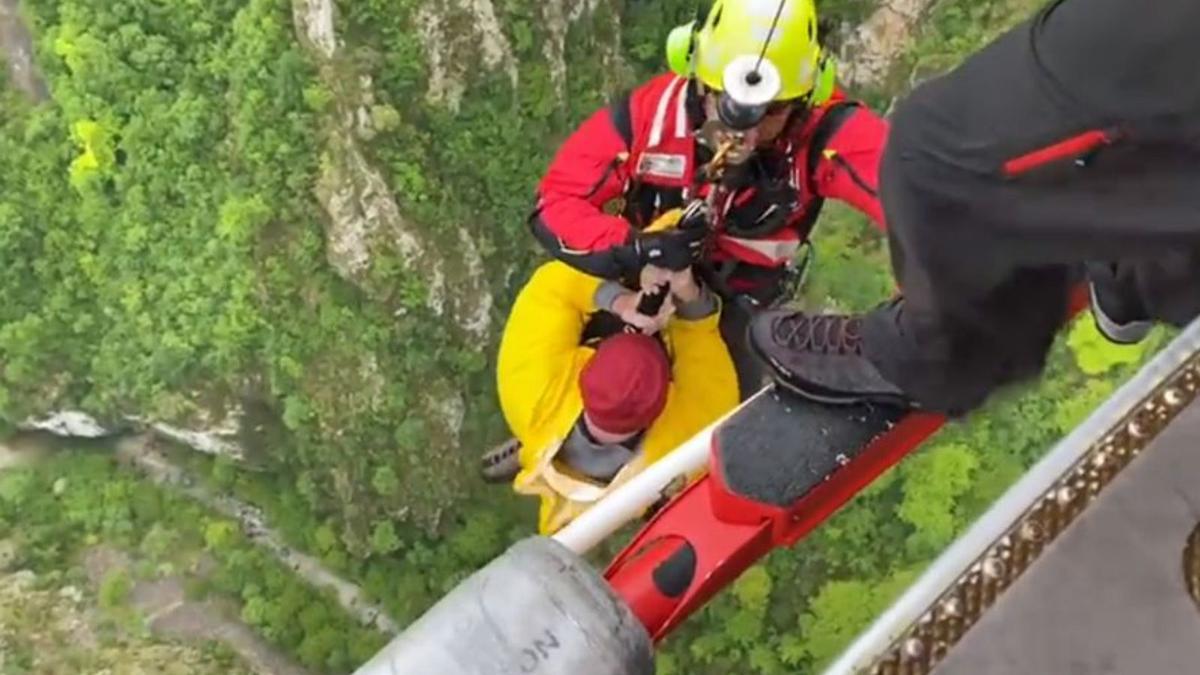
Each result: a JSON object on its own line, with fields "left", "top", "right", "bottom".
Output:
{"left": 353, "top": 537, "right": 654, "bottom": 675}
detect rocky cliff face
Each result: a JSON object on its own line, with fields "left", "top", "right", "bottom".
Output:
{"left": 0, "top": 0, "right": 48, "bottom": 100}
{"left": 837, "top": 0, "right": 937, "bottom": 90}
{"left": 297, "top": 0, "right": 493, "bottom": 340}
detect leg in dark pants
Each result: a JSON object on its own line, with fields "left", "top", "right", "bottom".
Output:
{"left": 1118, "top": 253, "right": 1200, "bottom": 329}
{"left": 719, "top": 298, "right": 767, "bottom": 401}
{"left": 861, "top": 43, "right": 1200, "bottom": 413}
{"left": 1088, "top": 252, "right": 1200, "bottom": 344}
{"left": 864, "top": 238, "right": 1200, "bottom": 414}
{"left": 862, "top": 152, "right": 1076, "bottom": 413}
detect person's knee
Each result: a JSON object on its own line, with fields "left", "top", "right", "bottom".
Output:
{"left": 884, "top": 92, "right": 926, "bottom": 160}
{"left": 727, "top": 334, "right": 766, "bottom": 401}
{"left": 718, "top": 304, "right": 766, "bottom": 400}
{"left": 1134, "top": 252, "right": 1200, "bottom": 327}
{"left": 1149, "top": 292, "right": 1200, "bottom": 328}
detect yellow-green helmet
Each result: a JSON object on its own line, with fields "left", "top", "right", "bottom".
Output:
{"left": 667, "top": 0, "right": 828, "bottom": 102}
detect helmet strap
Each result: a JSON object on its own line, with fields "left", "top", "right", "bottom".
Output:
{"left": 809, "top": 51, "right": 837, "bottom": 105}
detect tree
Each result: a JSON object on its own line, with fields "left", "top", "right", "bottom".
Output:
{"left": 797, "top": 580, "right": 878, "bottom": 668}
{"left": 1067, "top": 315, "right": 1154, "bottom": 376}
{"left": 897, "top": 443, "right": 980, "bottom": 557}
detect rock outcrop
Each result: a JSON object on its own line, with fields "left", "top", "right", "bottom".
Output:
{"left": 295, "top": 0, "right": 494, "bottom": 342}
{"left": 838, "top": 0, "right": 937, "bottom": 90}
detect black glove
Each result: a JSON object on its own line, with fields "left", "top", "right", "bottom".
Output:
{"left": 635, "top": 227, "right": 706, "bottom": 270}
{"left": 724, "top": 181, "right": 797, "bottom": 238}
{"left": 633, "top": 201, "right": 711, "bottom": 270}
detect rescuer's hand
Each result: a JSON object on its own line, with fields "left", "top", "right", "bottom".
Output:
{"left": 641, "top": 265, "right": 704, "bottom": 313}
{"left": 665, "top": 267, "right": 701, "bottom": 305}
{"left": 612, "top": 288, "right": 675, "bottom": 335}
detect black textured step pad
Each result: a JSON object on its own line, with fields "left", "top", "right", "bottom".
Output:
{"left": 716, "top": 388, "right": 906, "bottom": 507}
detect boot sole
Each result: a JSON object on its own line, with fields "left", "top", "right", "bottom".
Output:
{"left": 480, "top": 462, "right": 520, "bottom": 484}
{"left": 479, "top": 440, "right": 522, "bottom": 483}
{"left": 1088, "top": 281, "right": 1152, "bottom": 345}
{"left": 770, "top": 370, "right": 916, "bottom": 409}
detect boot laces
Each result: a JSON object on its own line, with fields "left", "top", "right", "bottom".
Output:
{"left": 773, "top": 313, "right": 864, "bottom": 355}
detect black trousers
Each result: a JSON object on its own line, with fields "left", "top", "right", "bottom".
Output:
{"left": 720, "top": 296, "right": 767, "bottom": 402}
{"left": 707, "top": 260, "right": 795, "bottom": 402}
{"left": 861, "top": 0, "right": 1200, "bottom": 414}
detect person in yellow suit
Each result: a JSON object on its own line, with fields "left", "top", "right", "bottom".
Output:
{"left": 493, "top": 260, "right": 738, "bottom": 534}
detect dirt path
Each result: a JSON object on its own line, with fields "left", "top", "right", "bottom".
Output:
{"left": 0, "top": 0, "right": 48, "bottom": 101}
{"left": 0, "top": 568, "right": 250, "bottom": 675}
{"left": 85, "top": 547, "right": 312, "bottom": 675}
{"left": 0, "top": 432, "right": 53, "bottom": 469}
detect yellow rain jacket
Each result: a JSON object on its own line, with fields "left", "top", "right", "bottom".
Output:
{"left": 497, "top": 261, "right": 738, "bottom": 534}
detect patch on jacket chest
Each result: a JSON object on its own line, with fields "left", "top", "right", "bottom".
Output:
{"left": 636, "top": 153, "right": 687, "bottom": 181}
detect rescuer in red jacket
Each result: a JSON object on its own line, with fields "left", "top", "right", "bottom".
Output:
{"left": 528, "top": 0, "right": 888, "bottom": 399}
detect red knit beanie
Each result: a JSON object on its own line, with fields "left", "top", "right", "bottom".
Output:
{"left": 579, "top": 333, "right": 671, "bottom": 435}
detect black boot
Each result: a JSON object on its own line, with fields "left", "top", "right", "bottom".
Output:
{"left": 479, "top": 437, "right": 522, "bottom": 483}
{"left": 748, "top": 309, "right": 915, "bottom": 407}
{"left": 1086, "top": 262, "right": 1152, "bottom": 345}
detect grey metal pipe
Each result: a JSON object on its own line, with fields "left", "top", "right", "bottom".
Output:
{"left": 353, "top": 536, "right": 654, "bottom": 675}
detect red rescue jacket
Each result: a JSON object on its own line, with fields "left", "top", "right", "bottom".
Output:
{"left": 530, "top": 73, "right": 888, "bottom": 300}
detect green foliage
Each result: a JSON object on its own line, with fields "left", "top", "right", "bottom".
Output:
{"left": 1067, "top": 316, "right": 1154, "bottom": 375}
{"left": 1054, "top": 377, "right": 1115, "bottom": 433}
{"left": 139, "top": 522, "right": 180, "bottom": 561}
{"left": 98, "top": 568, "right": 132, "bottom": 609}
{"left": 898, "top": 0, "right": 1045, "bottom": 85}
{"left": 4, "top": 0, "right": 510, "bottom": 560}
{"left": 445, "top": 511, "right": 505, "bottom": 567}
{"left": 0, "top": 471, "right": 35, "bottom": 506}
{"left": 370, "top": 104, "right": 402, "bottom": 132}
{"left": 67, "top": 118, "right": 116, "bottom": 189}
{"left": 796, "top": 566, "right": 921, "bottom": 669}
{"left": 370, "top": 466, "right": 400, "bottom": 498}
{"left": 897, "top": 443, "right": 979, "bottom": 556}
{"left": 369, "top": 520, "right": 401, "bottom": 555}
{"left": 313, "top": 522, "right": 340, "bottom": 554}
{"left": 204, "top": 520, "right": 239, "bottom": 551}
{"left": 656, "top": 651, "right": 681, "bottom": 675}
{"left": 800, "top": 203, "right": 894, "bottom": 312}
{"left": 0, "top": 453, "right": 383, "bottom": 674}
{"left": 796, "top": 579, "right": 878, "bottom": 667}
{"left": 619, "top": 0, "right": 699, "bottom": 73}
{"left": 733, "top": 565, "right": 773, "bottom": 609}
